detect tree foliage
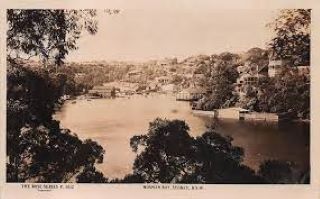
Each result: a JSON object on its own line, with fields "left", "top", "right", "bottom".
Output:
{"left": 268, "top": 9, "right": 311, "bottom": 66}
{"left": 257, "top": 160, "right": 309, "bottom": 184}
{"left": 6, "top": 9, "right": 109, "bottom": 182}
{"left": 123, "top": 118, "right": 263, "bottom": 183}
{"left": 197, "top": 53, "right": 240, "bottom": 110}
{"left": 121, "top": 118, "right": 308, "bottom": 183}
{"left": 243, "top": 47, "right": 269, "bottom": 67}
{"left": 7, "top": 9, "right": 98, "bottom": 66}
{"left": 76, "top": 166, "right": 108, "bottom": 183}
{"left": 241, "top": 68, "right": 310, "bottom": 119}
{"left": 7, "top": 62, "right": 106, "bottom": 182}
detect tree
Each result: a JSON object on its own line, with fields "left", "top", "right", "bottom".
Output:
{"left": 258, "top": 160, "right": 300, "bottom": 184}
{"left": 7, "top": 9, "right": 98, "bottom": 66}
{"left": 243, "top": 47, "right": 269, "bottom": 67}
{"left": 268, "top": 9, "right": 311, "bottom": 66}
{"left": 201, "top": 52, "right": 240, "bottom": 110}
{"left": 6, "top": 9, "right": 108, "bottom": 182}
{"left": 239, "top": 85, "right": 260, "bottom": 111}
{"left": 255, "top": 68, "right": 310, "bottom": 119}
{"left": 128, "top": 119, "right": 194, "bottom": 183}
{"left": 76, "top": 166, "right": 108, "bottom": 183}
{"left": 124, "top": 118, "right": 263, "bottom": 183}
{"left": 7, "top": 62, "right": 106, "bottom": 182}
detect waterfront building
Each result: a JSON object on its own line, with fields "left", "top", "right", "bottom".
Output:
{"left": 214, "top": 107, "right": 278, "bottom": 121}
{"left": 88, "top": 85, "right": 116, "bottom": 98}
{"left": 215, "top": 107, "right": 250, "bottom": 120}
{"left": 176, "top": 87, "right": 206, "bottom": 101}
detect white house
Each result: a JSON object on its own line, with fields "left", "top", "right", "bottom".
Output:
{"left": 176, "top": 87, "right": 206, "bottom": 101}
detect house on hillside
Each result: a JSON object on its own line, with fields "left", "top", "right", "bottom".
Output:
{"left": 268, "top": 60, "right": 290, "bottom": 77}
{"left": 237, "top": 62, "right": 268, "bottom": 75}
{"left": 156, "top": 76, "right": 172, "bottom": 85}
{"left": 235, "top": 59, "right": 310, "bottom": 100}
{"left": 234, "top": 62, "right": 268, "bottom": 100}
{"left": 268, "top": 59, "right": 310, "bottom": 78}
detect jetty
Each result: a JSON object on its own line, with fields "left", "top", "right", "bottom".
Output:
{"left": 192, "top": 107, "right": 279, "bottom": 122}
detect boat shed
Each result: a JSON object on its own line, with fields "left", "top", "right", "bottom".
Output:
{"left": 215, "top": 107, "right": 250, "bottom": 120}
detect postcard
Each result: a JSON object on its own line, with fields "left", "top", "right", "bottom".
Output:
{"left": 1, "top": 0, "right": 320, "bottom": 198}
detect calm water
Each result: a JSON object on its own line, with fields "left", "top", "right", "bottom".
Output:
{"left": 54, "top": 94, "right": 309, "bottom": 179}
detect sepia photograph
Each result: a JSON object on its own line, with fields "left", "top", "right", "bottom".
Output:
{"left": 5, "top": 7, "right": 311, "bottom": 185}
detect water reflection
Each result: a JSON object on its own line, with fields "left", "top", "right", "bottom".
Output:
{"left": 212, "top": 119, "right": 309, "bottom": 171}
{"left": 54, "top": 94, "right": 309, "bottom": 179}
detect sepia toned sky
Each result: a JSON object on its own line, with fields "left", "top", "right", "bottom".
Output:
{"left": 67, "top": 9, "right": 278, "bottom": 62}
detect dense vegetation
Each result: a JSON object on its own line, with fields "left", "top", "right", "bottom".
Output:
{"left": 6, "top": 9, "right": 110, "bottom": 183}
{"left": 7, "top": 9, "right": 98, "bottom": 66}
{"left": 268, "top": 9, "right": 310, "bottom": 66}
{"left": 192, "top": 53, "right": 240, "bottom": 110}
{"left": 192, "top": 9, "right": 310, "bottom": 120}
{"left": 240, "top": 68, "right": 310, "bottom": 119}
{"left": 6, "top": 9, "right": 310, "bottom": 183}
{"left": 56, "top": 63, "right": 132, "bottom": 91}
{"left": 7, "top": 60, "right": 106, "bottom": 182}
{"left": 116, "top": 118, "right": 308, "bottom": 184}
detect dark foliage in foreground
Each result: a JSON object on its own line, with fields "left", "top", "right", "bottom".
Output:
{"left": 122, "top": 118, "right": 260, "bottom": 183}
{"left": 76, "top": 166, "right": 108, "bottom": 183}
{"left": 6, "top": 9, "right": 108, "bottom": 183}
{"left": 115, "top": 118, "right": 309, "bottom": 184}
{"left": 6, "top": 8, "right": 309, "bottom": 184}
{"left": 7, "top": 9, "right": 98, "bottom": 66}
{"left": 258, "top": 160, "right": 309, "bottom": 184}
{"left": 7, "top": 61, "right": 105, "bottom": 183}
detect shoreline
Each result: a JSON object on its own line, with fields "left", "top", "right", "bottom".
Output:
{"left": 192, "top": 109, "right": 310, "bottom": 123}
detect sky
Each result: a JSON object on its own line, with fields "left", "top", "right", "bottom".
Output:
{"left": 67, "top": 9, "right": 278, "bottom": 62}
